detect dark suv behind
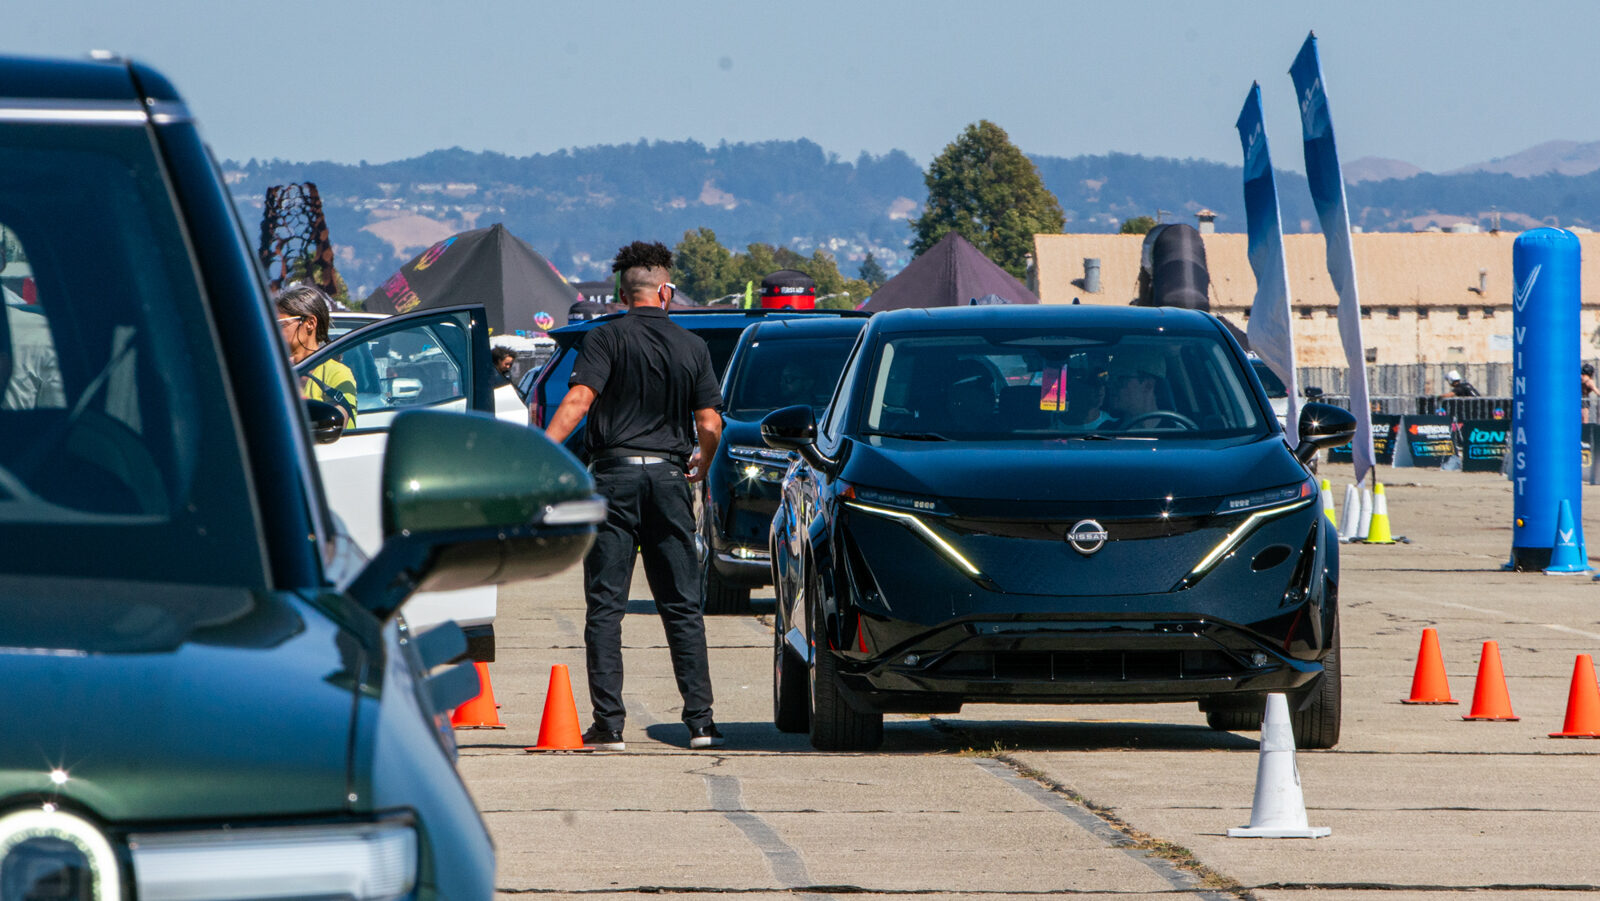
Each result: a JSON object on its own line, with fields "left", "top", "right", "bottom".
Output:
{"left": 521, "top": 309, "right": 866, "bottom": 457}
{"left": 702, "top": 316, "right": 868, "bottom": 612}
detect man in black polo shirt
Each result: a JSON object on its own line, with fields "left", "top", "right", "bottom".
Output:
{"left": 544, "top": 241, "right": 725, "bottom": 750}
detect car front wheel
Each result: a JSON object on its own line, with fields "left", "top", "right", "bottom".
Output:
{"left": 807, "top": 570, "right": 884, "bottom": 751}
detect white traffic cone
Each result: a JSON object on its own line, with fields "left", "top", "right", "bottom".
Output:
{"left": 1228, "top": 694, "right": 1330, "bottom": 839}
{"left": 1355, "top": 487, "right": 1373, "bottom": 541}
{"left": 1337, "top": 483, "right": 1360, "bottom": 542}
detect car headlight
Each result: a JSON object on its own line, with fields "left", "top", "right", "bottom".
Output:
{"left": 729, "top": 445, "right": 791, "bottom": 483}
{"left": 0, "top": 807, "right": 123, "bottom": 901}
{"left": 841, "top": 483, "right": 978, "bottom": 579}
{"left": 1214, "top": 480, "right": 1312, "bottom": 515}
{"left": 128, "top": 821, "right": 417, "bottom": 901}
{"left": 1187, "top": 479, "right": 1317, "bottom": 581}
{"left": 728, "top": 444, "right": 792, "bottom": 465}
{"left": 840, "top": 483, "right": 951, "bottom": 516}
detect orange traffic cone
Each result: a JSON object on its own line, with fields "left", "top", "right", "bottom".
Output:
{"left": 1401, "top": 628, "right": 1458, "bottom": 704}
{"left": 524, "top": 664, "right": 592, "bottom": 752}
{"left": 1550, "top": 654, "right": 1600, "bottom": 738}
{"left": 451, "top": 662, "right": 506, "bottom": 729}
{"left": 1462, "top": 641, "right": 1518, "bottom": 721}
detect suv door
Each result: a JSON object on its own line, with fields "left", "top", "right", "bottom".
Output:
{"left": 299, "top": 304, "right": 502, "bottom": 657}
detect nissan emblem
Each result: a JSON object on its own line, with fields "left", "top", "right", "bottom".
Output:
{"left": 1067, "top": 519, "right": 1108, "bottom": 555}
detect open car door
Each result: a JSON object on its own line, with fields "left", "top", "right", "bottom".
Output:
{"left": 299, "top": 304, "right": 502, "bottom": 660}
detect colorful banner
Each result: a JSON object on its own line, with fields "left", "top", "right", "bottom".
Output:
{"left": 1290, "top": 32, "right": 1375, "bottom": 481}
{"left": 1236, "top": 83, "right": 1299, "bottom": 444}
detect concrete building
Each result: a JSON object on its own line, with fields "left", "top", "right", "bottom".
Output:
{"left": 1033, "top": 231, "right": 1600, "bottom": 373}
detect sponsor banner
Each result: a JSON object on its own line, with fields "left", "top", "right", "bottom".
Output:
{"left": 1290, "top": 33, "right": 1374, "bottom": 481}
{"left": 1328, "top": 413, "right": 1398, "bottom": 465}
{"left": 1461, "top": 419, "right": 1511, "bottom": 473}
{"left": 1236, "top": 83, "right": 1299, "bottom": 443}
{"left": 1398, "top": 415, "right": 1454, "bottom": 467}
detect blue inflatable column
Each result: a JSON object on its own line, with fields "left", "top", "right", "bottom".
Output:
{"left": 1509, "top": 228, "right": 1588, "bottom": 572}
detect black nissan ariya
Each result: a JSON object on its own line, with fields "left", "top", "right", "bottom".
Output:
{"left": 762, "top": 305, "right": 1356, "bottom": 752}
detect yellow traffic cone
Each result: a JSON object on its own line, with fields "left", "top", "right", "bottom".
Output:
{"left": 1363, "top": 483, "right": 1397, "bottom": 544}
{"left": 1319, "top": 479, "right": 1336, "bottom": 526}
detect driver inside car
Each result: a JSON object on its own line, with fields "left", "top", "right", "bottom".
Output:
{"left": 1106, "top": 348, "right": 1166, "bottom": 425}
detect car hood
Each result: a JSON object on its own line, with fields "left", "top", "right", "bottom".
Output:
{"left": 0, "top": 578, "right": 367, "bottom": 823}
{"left": 843, "top": 435, "right": 1305, "bottom": 514}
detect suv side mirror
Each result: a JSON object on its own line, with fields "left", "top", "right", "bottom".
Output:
{"left": 1294, "top": 401, "right": 1357, "bottom": 464}
{"left": 304, "top": 398, "right": 345, "bottom": 444}
{"left": 348, "top": 409, "right": 605, "bottom": 619}
{"left": 761, "top": 404, "right": 816, "bottom": 450}
{"left": 761, "top": 404, "right": 834, "bottom": 473}
{"left": 1303, "top": 385, "right": 1324, "bottom": 399}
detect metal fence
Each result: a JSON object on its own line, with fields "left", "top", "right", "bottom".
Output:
{"left": 1316, "top": 394, "right": 1600, "bottom": 423}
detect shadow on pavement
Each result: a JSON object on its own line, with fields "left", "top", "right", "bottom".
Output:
{"left": 639, "top": 716, "right": 1259, "bottom": 753}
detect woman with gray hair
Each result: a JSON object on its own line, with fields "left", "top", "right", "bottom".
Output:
{"left": 275, "top": 283, "right": 356, "bottom": 426}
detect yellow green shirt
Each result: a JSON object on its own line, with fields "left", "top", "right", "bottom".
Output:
{"left": 302, "top": 358, "right": 357, "bottom": 426}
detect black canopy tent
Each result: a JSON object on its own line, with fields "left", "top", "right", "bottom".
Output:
{"left": 861, "top": 232, "right": 1039, "bottom": 312}
{"left": 364, "top": 223, "right": 581, "bottom": 335}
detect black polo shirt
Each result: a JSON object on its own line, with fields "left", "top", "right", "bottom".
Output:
{"left": 569, "top": 307, "right": 722, "bottom": 462}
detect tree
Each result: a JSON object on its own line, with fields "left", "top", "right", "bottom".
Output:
{"left": 673, "top": 227, "right": 735, "bottom": 301}
{"left": 909, "top": 120, "right": 1064, "bottom": 278}
{"left": 1119, "top": 215, "right": 1157, "bottom": 235}
{"left": 858, "top": 252, "right": 887, "bottom": 287}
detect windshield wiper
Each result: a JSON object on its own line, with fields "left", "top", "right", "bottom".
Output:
{"left": 864, "top": 430, "right": 951, "bottom": 441}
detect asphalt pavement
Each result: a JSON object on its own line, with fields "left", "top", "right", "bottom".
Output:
{"left": 459, "top": 462, "right": 1600, "bottom": 900}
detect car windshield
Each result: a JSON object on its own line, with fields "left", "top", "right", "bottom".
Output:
{"left": 725, "top": 336, "right": 855, "bottom": 417}
{"left": 0, "top": 122, "right": 261, "bottom": 586}
{"left": 858, "top": 326, "right": 1268, "bottom": 442}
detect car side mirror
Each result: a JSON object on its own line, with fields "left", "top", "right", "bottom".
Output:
{"left": 761, "top": 404, "right": 834, "bottom": 473}
{"left": 761, "top": 404, "right": 816, "bottom": 450}
{"left": 304, "top": 398, "right": 345, "bottom": 444}
{"left": 1303, "top": 385, "right": 1324, "bottom": 399}
{"left": 390, "top": 377, "right": 423, "bottom": 401}
{"left": 347, "top": 409, "right": 605, "bottom": 620}
{"left": 1294, "top": 401, "right": 1357, "bottom": 464}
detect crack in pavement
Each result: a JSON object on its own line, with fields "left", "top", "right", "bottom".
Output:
{"left": 701, "top": 766, "right": 833, "bottom": 901}
{"left": 970, "top": 757, "right": 1238, "bottom": 901}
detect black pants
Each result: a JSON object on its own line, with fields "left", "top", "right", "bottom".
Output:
{"left": 583, "top": 461, "right": 714, "bottom": 732}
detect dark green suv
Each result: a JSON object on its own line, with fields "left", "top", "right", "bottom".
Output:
{"left": 0, "top": 54, "right": 601, "bottom": 899}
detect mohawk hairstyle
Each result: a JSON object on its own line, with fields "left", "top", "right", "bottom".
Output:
{"left": 611, "top": 240, "right": 673, "bottom": 273}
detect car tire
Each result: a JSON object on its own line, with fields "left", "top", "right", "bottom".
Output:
{"left": 773, "top": 620, "right": 809, "bottom": 733}
{"left": 1204, "top": 704, "right": 1263, "bottom": 732}
{"left": 1291, "top": 624, "right": 1341, "bottom": 750}
{"left": 704, "top": 565, "right": 752, "bottom": 615}
{"left": 807, "top": 570, "right": 883, "bottom": 751}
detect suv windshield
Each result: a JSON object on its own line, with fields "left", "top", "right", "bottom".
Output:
{"left": 725, "top": 336, "right": 854, "bottom": 418}
{"left": 858, "top": 327, "right": 1268, "bottom": 442}
{"left": 0, "top": 123, "right": 259, "bottom": 586}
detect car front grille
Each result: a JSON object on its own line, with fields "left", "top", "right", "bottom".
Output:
{"left": 930, "top": 648, "right": 1243, "bottom": 683}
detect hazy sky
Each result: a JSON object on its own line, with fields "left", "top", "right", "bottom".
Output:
{"left": 9, "top": 1, "right": 1597, "bottom": 172}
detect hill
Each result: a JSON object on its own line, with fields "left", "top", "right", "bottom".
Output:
{"left": 224, "top": 140, "right": 1600, "bottom": 298}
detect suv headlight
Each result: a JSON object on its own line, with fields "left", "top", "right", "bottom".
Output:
{"left": 728, "top": 444, "right": 791, "bottom": 483}
{"left": 1187, "top": 479, "right": 1317, "bottom": 581}
{"left": 129, "top": 821, "right": 417, "bottom": 901}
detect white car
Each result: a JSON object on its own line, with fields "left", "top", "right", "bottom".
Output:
{"left": 305, "top": 305, "right": 531, "bottom": 660}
